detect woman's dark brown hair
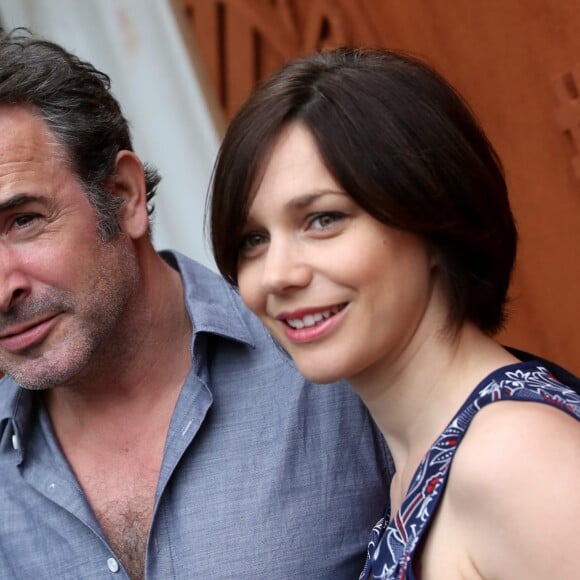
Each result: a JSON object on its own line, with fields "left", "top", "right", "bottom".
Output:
{"left": 210, "top": 47, "right": 517, "bottom": 335}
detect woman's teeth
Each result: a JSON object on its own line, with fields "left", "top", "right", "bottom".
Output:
{"left": 286, "top": 305, "right": 343, "bottom": 329}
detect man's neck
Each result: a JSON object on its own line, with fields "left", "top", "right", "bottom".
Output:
{"left": 40, "top": 250, "right": 194, "bottom": 575}
{"left": 44, "top": 249, "right": 193, "bottom": 448}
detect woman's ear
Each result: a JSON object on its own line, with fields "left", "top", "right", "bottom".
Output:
{"left": 111, "top": 150, "right": 150, "bottom": 239}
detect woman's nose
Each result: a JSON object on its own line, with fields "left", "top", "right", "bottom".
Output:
{"left": 260, "top": 240, "right": 312, "bottom": 294}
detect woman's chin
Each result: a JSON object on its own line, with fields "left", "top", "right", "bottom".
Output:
{"left": 296, "top": 363, "right": 348, "bottom": 386}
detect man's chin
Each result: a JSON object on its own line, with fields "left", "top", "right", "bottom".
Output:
{"left": 3, "top": 355, "right": 90, "bottom": 391}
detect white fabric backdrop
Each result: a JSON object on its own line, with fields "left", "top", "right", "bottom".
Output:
{"left": 0, "top": 0, "right": 221, "bottom": 269}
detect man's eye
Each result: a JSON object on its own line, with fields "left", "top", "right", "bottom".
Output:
{"left": 12, "top": 214, "right": 38, "bottom": 228}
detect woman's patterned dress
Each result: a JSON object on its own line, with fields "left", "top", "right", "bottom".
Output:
{"left": 360, "top": 361, "right": 580, "bottom": 580}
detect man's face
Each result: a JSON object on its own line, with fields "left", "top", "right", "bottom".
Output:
{"left": 0, "top": 106, "right": 140, "bottom": 389}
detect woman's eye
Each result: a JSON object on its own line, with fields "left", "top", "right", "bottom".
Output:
{"left": 239, "top": 233, "right": 267, "bottom": 255}
{"left": 309, "top": 212, "right": 345, "bottom": 230}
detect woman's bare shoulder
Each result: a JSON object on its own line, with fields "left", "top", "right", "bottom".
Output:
{"left": 444, "top": 400, "right": 580, "bottom": 579}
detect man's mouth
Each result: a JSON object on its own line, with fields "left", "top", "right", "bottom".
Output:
{"left": 0, "top": 315, "right": 59, "bottom": 353}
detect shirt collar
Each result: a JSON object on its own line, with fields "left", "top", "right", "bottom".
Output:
{"left": 0, "top": 375, "right": 33, "bottom": 461}
{"left": 0, "top": 251, "right": 257, "bottom": 436}
{"left": 161, "top": 250, "right": 256, "bottom": 348}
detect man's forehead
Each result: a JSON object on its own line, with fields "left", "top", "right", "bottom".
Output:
{"left": 0, "top": 106, "right": 67, "bottom": 166}
{"left": 0, "top": 108, "right": 72, "bottom": 206}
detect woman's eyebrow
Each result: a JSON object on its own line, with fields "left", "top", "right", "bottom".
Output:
{"left": 285, "top": 189, "right": 346, "bottom": 211}
{"left": 244, "top": 189, "right": 347, "bottom": 228}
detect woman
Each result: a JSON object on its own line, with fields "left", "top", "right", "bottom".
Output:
{"left": 209, "top": 48, "right": 580, "bottom": 579}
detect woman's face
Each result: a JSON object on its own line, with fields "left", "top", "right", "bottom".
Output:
{"left": 237, "top": 123, "right": 444, "bottom": 386}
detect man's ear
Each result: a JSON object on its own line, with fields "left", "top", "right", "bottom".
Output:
{"left": 112, "top": 150, "right": 149, "bottom": 239}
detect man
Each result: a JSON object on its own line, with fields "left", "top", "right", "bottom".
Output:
{"left": 0, "top": 30, "right": 390, "bottom": 579}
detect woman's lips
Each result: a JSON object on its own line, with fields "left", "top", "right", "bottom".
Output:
{"left": 278, "top": 303, "right": 348, "bottom": 344}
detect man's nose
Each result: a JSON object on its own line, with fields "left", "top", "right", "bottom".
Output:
{"left": 260, "top": 240, "right": 312, "bottom": 294}
{"left": 0, "top": 249, "right": 30, "bottom": 312}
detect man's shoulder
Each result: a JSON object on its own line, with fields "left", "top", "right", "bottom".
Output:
{"left": 162, "top": 250, "right": 266, "bottom": 346}
{"left": 162, "top": 250, "right": 225, "bottom": 293}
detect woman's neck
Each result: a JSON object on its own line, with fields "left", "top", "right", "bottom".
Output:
{"left": 350, "top": 323, "right": 519, "bottom": 482}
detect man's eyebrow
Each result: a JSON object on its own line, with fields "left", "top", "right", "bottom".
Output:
{"left": 0, "top": 194, "right": 49, "bottom": 212}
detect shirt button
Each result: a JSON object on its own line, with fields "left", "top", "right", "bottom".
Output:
{"left": 107, "top": 557, "right": 120, "bottom": 573}
{"left": 11, "top": 434, "right": 20, "bottom": 451}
